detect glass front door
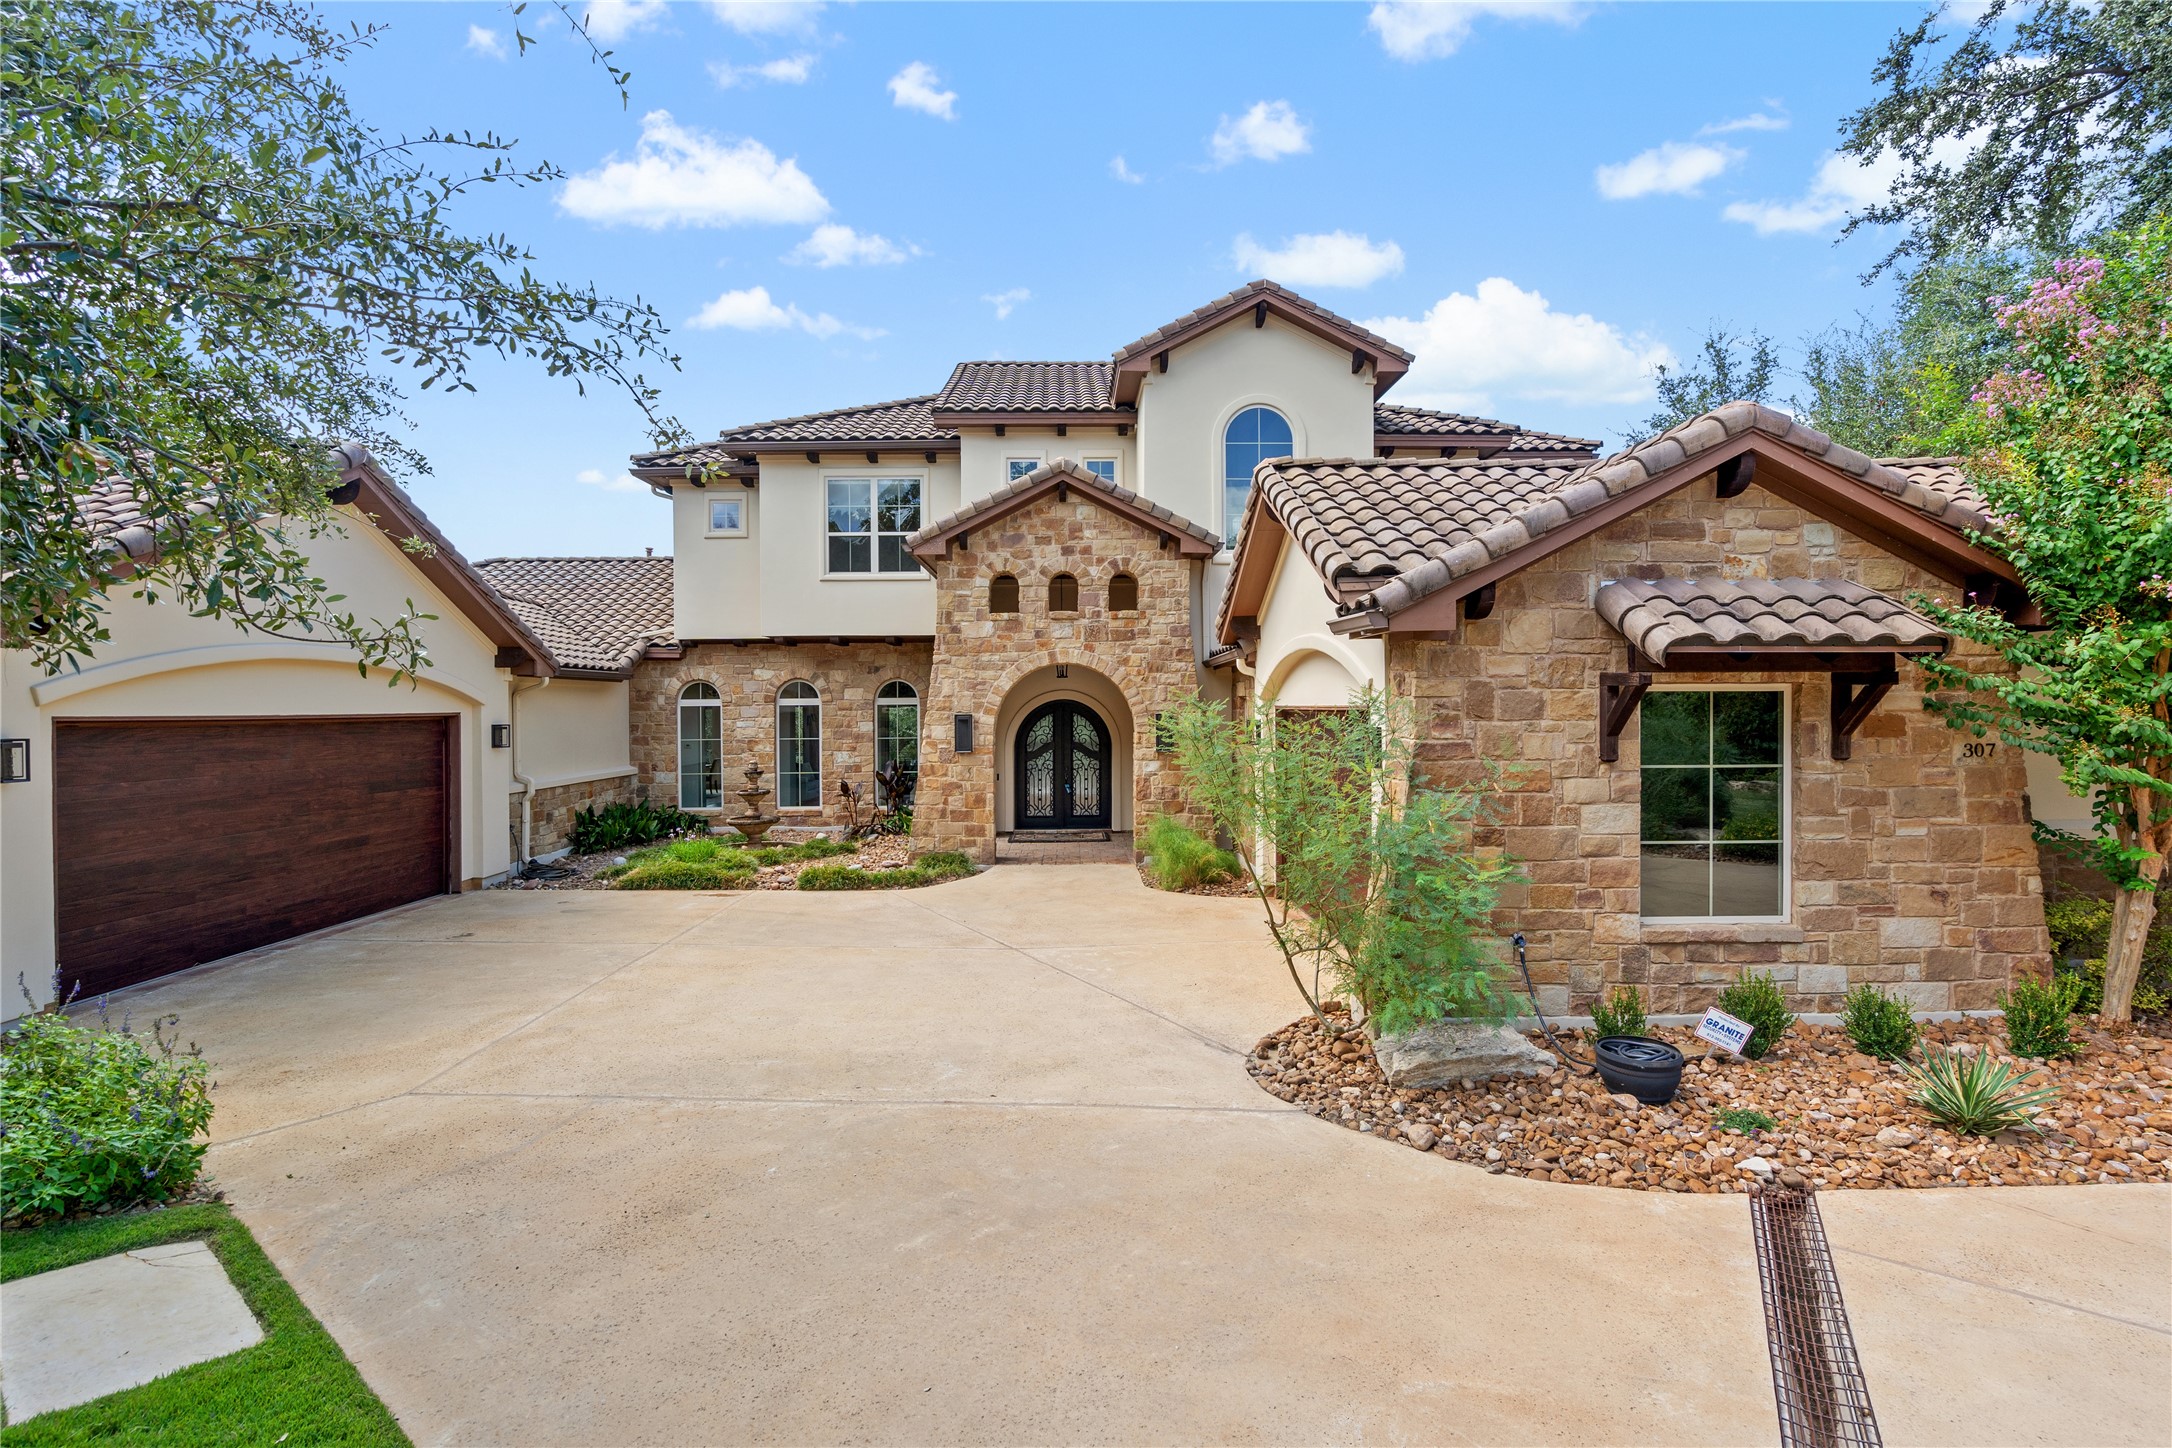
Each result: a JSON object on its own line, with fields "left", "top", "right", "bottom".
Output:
{"left": 1014, "top": 700, "right": 1112, "bottom": 830}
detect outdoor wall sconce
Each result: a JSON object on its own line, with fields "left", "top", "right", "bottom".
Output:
{"left": 490, "top": 724, "right": 511, "bottom": 749}
{"left": 1, "top": 738, "right": 28, "bottom": 783}
{"left": 953, "top": 712, "right": 974, "bottom": 753}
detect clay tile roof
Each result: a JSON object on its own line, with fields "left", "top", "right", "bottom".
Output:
{"left": 1880, "top": 456, "right": 1990, "bottom": 524}
{"left": 908, "top": 457, "right": 1219, "bottom": 555}
{"left": 472, "top": 555, "right": 675, "bottom": 676}
{"left": 1372, "top": 402, "right": 1518, "bottom": 438}
{"left": 1256, "top": 455, "right": 1588, "bottom": 584}
{"left": 1110, "top": 279, "right": 1414, "bottom": 366}
{"left": 1502, "top": 427, "right": 1605, "bottom": 457}
{"left": 631, "top": 396, "right": 955, "bottom": 471}
{"left": 1595, "top": 577, "right": 1948, "bottom": 665}
{"left": 935, "top": 362, "right": 1118, "bottom": 412}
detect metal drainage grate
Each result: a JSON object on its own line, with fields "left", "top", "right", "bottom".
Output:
{"left": 1747, "top": 1181, "right": 1882, "bottom": 1448}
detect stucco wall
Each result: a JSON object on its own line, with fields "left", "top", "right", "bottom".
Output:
{"left": 672, "top": 482, "right": 761, "bottom": 640}
{"left": 1, "top": 514, "right": 520, "bottom": 1016}
{"left": 1382, "top": 475, "right": 2048, "bottom": 1015}
{"left": 958, "top": 429, "right": 1134, "bottom": 508}
{"left": 1253, "top": 535, "right": 1386, "bottom": 706}
{"left": 513, "top": 677, "right": 631, "bottom": 787}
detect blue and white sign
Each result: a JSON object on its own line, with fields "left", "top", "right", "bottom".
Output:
{"left": 1695, "top": 1006, "right": 1755, "bottom": 1056}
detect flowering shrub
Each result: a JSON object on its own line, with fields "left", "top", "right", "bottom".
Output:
{"left": 1, "top": 1002, "right": 215, "bottom": 1224}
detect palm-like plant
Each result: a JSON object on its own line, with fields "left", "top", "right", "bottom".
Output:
{"left": 1906, "top": 1048, "right": 2060, "bottom": 1136}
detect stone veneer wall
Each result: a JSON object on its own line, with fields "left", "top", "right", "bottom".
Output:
{"left": 630, "top": 642, "right": 934, "bottom": 829}
{"left": 913, "top": 490, "right": 1203, "bottom": 863}
{"left": 516, "top": 773, "right": 639, "bottom": 858}
{"left": 1389, "top": 476, "right": 2048, "bottom": 1015}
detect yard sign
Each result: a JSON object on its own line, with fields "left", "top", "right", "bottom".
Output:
{"left": 1695, "top": 1007, "right": 1755, "bottom": 1056}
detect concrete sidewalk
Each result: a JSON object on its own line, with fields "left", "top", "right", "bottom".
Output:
{"left": 108, "top": 864, "right": 2169, "bottom": 1446}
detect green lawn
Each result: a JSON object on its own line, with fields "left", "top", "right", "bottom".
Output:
{"left": 1, "top": 1203, "right": 407, "bottom": 1446}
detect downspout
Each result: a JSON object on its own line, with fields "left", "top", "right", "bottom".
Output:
{"left": 509, "top": 675, "right": 551, "bottom": 871}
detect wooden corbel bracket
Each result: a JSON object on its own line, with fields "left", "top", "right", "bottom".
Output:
{"left": 1598, "top": 671, "right": 1653, "bottom": 763}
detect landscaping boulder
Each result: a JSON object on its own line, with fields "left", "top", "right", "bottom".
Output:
{"left": 1371, "top": 1018, "right": 1557, "bottom": 1088}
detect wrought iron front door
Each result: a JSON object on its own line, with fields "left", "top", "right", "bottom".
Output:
{"left": 1014, "top": 700, "right": 1112, "bottom": 830}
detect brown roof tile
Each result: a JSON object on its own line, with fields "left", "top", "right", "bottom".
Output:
{"left": 1110, "top": 280, "right": 1415, "bottom": 366}
{"left": 472, "top": 555, "right": 675, "bottom": 676}
{"left": 1257, "top": 456, "right": 1577, "bottom": 584}
{"left": 1595, "top": 577, "right": 1948, "bottom": 664}
{"left": 1373, "top": 402, "right": 1519, "bottom": 438}
{"left": 632, "top": 396, "right": 955, "bottom": 471}
{"left": 908, "top": 458, "right": 1219, "bottom": 557}
{"left": 935, "top": 362, "right": 1117, "bottom": 412}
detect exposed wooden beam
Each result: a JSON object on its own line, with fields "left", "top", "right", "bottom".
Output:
{"left": 1055, "top": 479, "right": 1068, "bottom": 503}
{"left": 326, "top": 477, "right": 362, "bottom": 506}
{"left": 1380, "top": 446, "right": 1397, "bottom": 458}
{"left": 1716, "top": 452, "right": 1756, "bottom": 499}
{"left": 994, "top": 424, "right": 1006, "bottom": 437}
{"left": 866, "top": 450, "right": 879, "bottom": 465}
{"left": 957, "top": 530, "right": 968, "bottom": 551}
{"left": 924, "top": 451, "right": 938, "bottom": 464}
{"left": 805, "top": 451, "right": 821, "bottom": 465}
{"left": 1055, "top": 423, "right": 1067, "bottom": 437}
{"left": 1117, "top": 423, "right": 1131, "bottom": 437}
{"left": 1255, "top": 300, "right": 1269, "bottom": 328}
{"left": 1154, "top": 350, "right": 1168, "bottom": 374}
{"left": 1462, "top": 582, "right": 1497, "bottom": 622}
{"left": 1158, "top": 530, "right": 1174, "bottom": 551}
{"left": 1352, "top": 348, "right": 1371, "bottom": 376}
{"left": 1598, "top": 671, "right": 1653, "bottom": 763}
{"left": 1831, "top": 669, "right": 1899, "bottom": 761}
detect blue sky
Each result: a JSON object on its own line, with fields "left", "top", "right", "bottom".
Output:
{"left": 335, "top": 1, "right": 1951, "bottom": 560}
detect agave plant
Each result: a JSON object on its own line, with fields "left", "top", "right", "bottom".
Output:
{"left": 1906, "top": 1047, "right": 2060, "bottom": 1136}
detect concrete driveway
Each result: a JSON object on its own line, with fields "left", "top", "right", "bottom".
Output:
{"left": 115, "top": 865, "right": 2170, "bottom": 1446}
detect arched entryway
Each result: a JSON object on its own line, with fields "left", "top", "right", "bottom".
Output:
{"left": 1013, "top": 699, "right": 1113, "bottom": 830}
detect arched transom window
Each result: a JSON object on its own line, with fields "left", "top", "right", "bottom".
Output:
{"left": 776, "top": 681, "right": 821, "bottom": 809}
{"left": 678, "top": 681, "right": 722, "bottom": 810}
{"left": 1223, "top": 405, "right": 1294, "bottom": 547}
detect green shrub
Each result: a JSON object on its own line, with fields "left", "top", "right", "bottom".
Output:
{"left": 1907, "top": 1047, "right": 2059, "bottom": 1135}
{"left": 605, "top": 836, "right": 857, "bottom": 890}
{"left": 1715, "top": 1107, "right": 1777, "bottom": 1135}
{"left": 1588, "top": 987, "right": 1648, "bottom": 1040}
{"left": 1715, "top": 971, "right": 1795, "bottom": 1059}
{"left": 1840, "top": 984, "right": 1919, "bottom": 1061}
{"left": 2000, "top": 974, "right": 2084, "bottom": 1058}
{"left": 1140, "top": 814, "right": 1240, "bottom": 892}
{"left": 568, "top": 797, "right": 709, "bottom": 854}
{"left": 796, "top": 851, "right": 976, "bottom": 891}
{"left": 2044, "top": 895, "right": 2172, "bottom": 1017}
{"left": 2, "top": 1006, "right": 215, "bottom": 1225}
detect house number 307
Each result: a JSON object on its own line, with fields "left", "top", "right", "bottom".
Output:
{"left": 1961, "top": 741, "right": 1998, "bottom": 759}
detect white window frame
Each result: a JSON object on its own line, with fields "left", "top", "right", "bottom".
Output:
{"left": 1215, "top": 398, "right": 1300, "bottom": 555}
{"left": 874, "top": 680, "right": 920, "bottom": 806}
{"left": 1005, "top": 456, "right": 1045, "bottom": 483}
{"left": 677, "top": 681, "right": 724, "bottom": 811}
{"left": 1637, "top": 683, "right": 1792, "bottom": 925}
{"left": 776, "top": 681, "right": 823, "bottom": 810}
{"left": 705, "top": 492, "right": 747, "bottom": 537}
{"left": 821, "top": 474, "right": 926, "bottom": 578}
{"left": 1081, "top": 456, "right": 1120, "bottom": 487}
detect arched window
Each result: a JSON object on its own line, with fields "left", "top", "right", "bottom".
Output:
{"left": 989, "top": 573, "right": 1019, "bottom": 614}
{"left": 776, "top": 681, "right": 821, "bottom": 808}
{"left": 1223, "top": 405, "right": 1294, "bottom": 547}
{"left": 1049, "top": 572, "right": 1079, "bottom": 612}
{"left": 1108, "top": 571, "right": 1139, "bottom": 612}
{"left": 678, "top": 682, "right": 722, "bottom": 810}
{"left": 875, "top": 681, "right": 919, "bottom": 806}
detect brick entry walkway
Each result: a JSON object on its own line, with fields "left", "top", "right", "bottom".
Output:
{"left": 995, "top": 830, "right": 1134, "bottom": 864}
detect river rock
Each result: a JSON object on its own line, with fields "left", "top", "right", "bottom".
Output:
{"left": 1372, "top": 1019, "right": 1558, "bottom": 1088}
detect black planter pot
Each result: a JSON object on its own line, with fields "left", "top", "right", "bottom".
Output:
{"left": 1593, "top": 1036, "right": 1686, "bottom": 1105}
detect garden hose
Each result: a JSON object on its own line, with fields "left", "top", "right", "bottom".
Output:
{"left": 1511, "top": 933, "right": 1598, "bottom": 1076}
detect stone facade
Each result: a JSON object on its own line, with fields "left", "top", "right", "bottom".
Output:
{"left": 517, "top": 772, "right": 639, "bottom": 858}
{"left": 912, "top": 489, "right": 1203, "bottom": 863}
{"left": 630, "top": 642, "right": 934, "bottom": 829}
{"left": 1388, "top": 477, "right": 2049, "bottom": 1015}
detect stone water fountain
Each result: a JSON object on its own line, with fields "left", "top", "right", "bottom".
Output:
{"left": 727, "top": 758, "right": 782, "bottom": 845}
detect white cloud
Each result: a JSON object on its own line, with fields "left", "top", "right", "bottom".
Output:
{"left": 888, "top": 61, "right": 957, "bottom": 120}
{"left": 1232, "top": 231, "right": 1404, "bottom": 289}
{"left": 559, "top": 111, "right": 829, "bottom": 229}
{"left": 465, "top": 24, "right": 507, "bottom": 59}
{"left": 1365, "top": 277, "right": 1672, "bottom": 412}
{"left": 581, "top": 0, "right": 668, "bottom": 42}
{"left": 1367, "top": 2, "right": 1586, "bottom": 61}
{"left": 1723, "top": 135, "right": 1975, "bottom": 235}
{"left": 709, "top": 54, "right": 815, "bottom": 87}
{"left": 1594, "top": 141, "right": 1743, "bottom": 200}
{"left": 787, "top": 224, "right": 911, "bottom": 267}
{"left": 1109, "top": 155, "right": 1144, "bottom": 184}
{"left": 686, "top": 285, "right": 882, "bottom": 340}
{"left": 1701, "top": 107, "right": 1789, "bottom": 136}
{"left": 576, "top": 467, "right": 645, "bottom": 494}
{"left": 1209, "top": 101, "right": 1310, "bottom": 167}
{"left": 707, "top": 1, "right": 824, "bottom": 35}
{"left": 982, "top": 288, "right": 1030, "bottom": 321}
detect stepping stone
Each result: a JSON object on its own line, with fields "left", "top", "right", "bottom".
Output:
{"left": 1, "top": 1240, "right": 263, "bottom": 1422}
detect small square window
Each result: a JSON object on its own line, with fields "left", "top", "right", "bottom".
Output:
{"left": 1083, "top": 458, "right": 1118, "bottom": 485}
{"left": 1007, "top": 458, "right": 1042, "bottom": 482}
{"left": 707, "top": 496, "right": 744, "bottom": 534}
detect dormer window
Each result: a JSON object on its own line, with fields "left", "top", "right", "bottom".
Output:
{"left": 1223, "top": 406, "right": 1293, "bottom": 547}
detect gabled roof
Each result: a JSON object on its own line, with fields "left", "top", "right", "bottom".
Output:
{"left": 908, "top": 458, "right": 1220, "bottom": 560}
{"left": 1219, "top": 402, "right": 2022, "bottom": 644}
{"left": 1596, "top": 578, "right": 1947, "bottom": 666}
{"left": 630, "top": 397, "right": 957, "bottom": 477}
{"left": 1108, "top": 280, "right": 1414, "bottom": 404}
{"left": 473, "top": 555, "right": 675, "bottom": 677}
{"left": 934, "top": 361, "right": 1119, "bottom": 413}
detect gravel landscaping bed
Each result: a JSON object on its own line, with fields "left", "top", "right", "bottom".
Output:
{"left": 1251, "top": 1007, "right": 2172, "bottom": 1192}
{"left": 502, "top": 833, "right": 914, "bottom": 891}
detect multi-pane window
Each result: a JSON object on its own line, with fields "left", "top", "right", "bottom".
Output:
{"left": 1006, "top": 458, "right": 1042, "bottom": 482}
{"left": 776, "top": 682, "right": 821, "bottom": 808}
{"left": 678, "top": 682, "right": 722, "bottom": 810}
{"left": 707, "top": 496, "right": 744, "bottom": 533}
{"left": 1083, "top": 458, "right": 1118, "bottom": 485}
{"left": 875, "top": 681, "right": 919, "bottom": 806}
{"left": 1639, "top": 690, "right": 1786, "bottom": 918}
{"left": 1223, "top": 405, "right": 1294, "bottom": 547}
{"left": 826, "top": 478, "right": 922, "bottom": 574}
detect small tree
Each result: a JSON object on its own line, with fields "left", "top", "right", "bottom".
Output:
{"left": 1631, "top": 325, "right": 1780, "bottom": 444}
{"left": 1911, "top": 216, "right": 2172, "bottom": 1021}
{"left": 1162, "top": 689, "right": 1523, "bottom": 1035}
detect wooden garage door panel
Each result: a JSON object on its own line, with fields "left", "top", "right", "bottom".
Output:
{"left": 55, "top": 718, "right": 452, "bottom": 997}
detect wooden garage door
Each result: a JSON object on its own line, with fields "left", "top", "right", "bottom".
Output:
{"left": 55, "top": 717, "right": 455, "bottom": 997}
